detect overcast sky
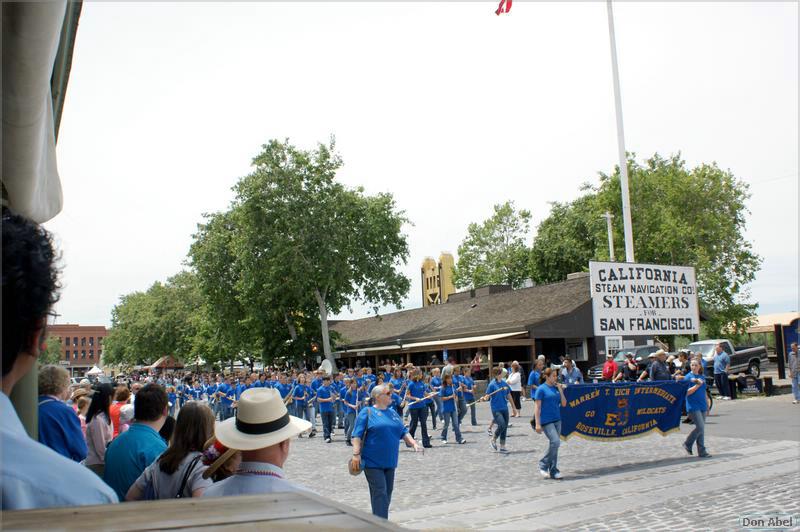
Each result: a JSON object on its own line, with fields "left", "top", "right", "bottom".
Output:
{"left": 46, "top": 1, "right": 798, "bottom": 328}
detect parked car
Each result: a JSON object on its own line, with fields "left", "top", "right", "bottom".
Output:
{"left": 687, "top": 339, "right": 768, "bottom": 379}
{"left": 587, "top": 344, "right": 661, "bottom": 381}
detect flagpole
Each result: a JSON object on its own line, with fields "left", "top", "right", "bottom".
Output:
{"left": 606, "top": 0, "right": 635, "bottom": 263}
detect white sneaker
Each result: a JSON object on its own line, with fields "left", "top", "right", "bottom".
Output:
{"left": 441, "top": 439, "right": 448, "bottom": 445}
{"left": 553, "top": 472, "right": 563, "bottom": 480}
{"left": 539, "top": 469, "right": 549, "bottom": 479}
{"left": 793, "top": 400, "right": 798, "bottom": 404}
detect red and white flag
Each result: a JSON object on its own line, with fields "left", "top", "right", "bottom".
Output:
{"left": 495, "top": 0, "right": 512, "bottom": 15}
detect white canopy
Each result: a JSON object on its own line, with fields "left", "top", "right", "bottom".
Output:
{"left": 86, "top": 366, "right": 103, "bottom": 376}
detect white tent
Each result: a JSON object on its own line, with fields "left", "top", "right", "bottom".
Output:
{"left": 86, "top": 366, "right": 103, "bottom": 376}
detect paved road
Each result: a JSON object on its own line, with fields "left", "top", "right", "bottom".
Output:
{"left": 286, "top": 395, "right": 800, "bottom": 530}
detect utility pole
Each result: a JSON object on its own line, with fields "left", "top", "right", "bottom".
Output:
{"left": 606, "top": 0, "right": 635, "bottom": 263}
{"left": 601, "top": 211, "right": 616, "bottom": 261}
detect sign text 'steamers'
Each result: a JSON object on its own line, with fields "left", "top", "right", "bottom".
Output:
{"left": 589, "top": 262, "right": 700, "bottom": 336}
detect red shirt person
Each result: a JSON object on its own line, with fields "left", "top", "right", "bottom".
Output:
{"left": 601, "top": 354, "right": 618, "bottom": 381}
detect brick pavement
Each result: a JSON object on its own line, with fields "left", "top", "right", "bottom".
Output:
{"left": 285, "top": 400, "right": 800, "bottom": 530}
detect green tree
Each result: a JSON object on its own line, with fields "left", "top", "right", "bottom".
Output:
{"left": 529, "top": 153, "right": 762, "bottom": 336}
{"left": 40, "top": 335, "right": 64, "bottom": 366}
{"left": 104, "top": 271, "right": 206, "bottom": 367}
{"left": 230, "top": 138, "right": 411, "bottom": 367}
{"left": 453, "top": 201, "right": 532, "bottom": 289}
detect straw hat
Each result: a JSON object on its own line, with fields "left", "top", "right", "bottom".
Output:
{"left": 214, "top": 388, "right": 311, "bottom": 451}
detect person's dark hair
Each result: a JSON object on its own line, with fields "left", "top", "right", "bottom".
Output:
{"left": 159, "top": 415, "right": 176, "bottom": 443}
{"left": 2, "top": 208, "right": 61, "bottom": 377}
{"left": 86, "top": 383, "right": 114, "bottom": 424}
{"left": 159, "top": 402, "right": 215, "bottom": 475}
{"left": 133, "top": 383, "right": 168, "bottom": 421}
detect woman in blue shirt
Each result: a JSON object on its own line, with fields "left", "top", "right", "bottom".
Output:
{"left": 682, "top": 359, "right": 711, "bottom": 457}
{"left": 404, "top": 370, "right": 433, "bottom": 448}
{"left": 534, "top": 368, "right": 567, "bottom": 479}
{"left": 438, "top": 374, "right": 466, "bottom": 445}
{"left": 481, "top": 368, "right": 511, "bottom": 452}
{"left": 352, "top": 384, "right": 423, "bottom": 519}
{"left": 424, "top": 374, "right": 437, "bottom": 430}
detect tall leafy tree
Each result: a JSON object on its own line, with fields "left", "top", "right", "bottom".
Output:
{"left": 104, "top": 272, "right": 205, "bottom": 367}
{"left": 453, "top": 201, "right": 532, "bottom": 289}
{"left": 40, "top": 335, "right": 64, "bottom": 366}
{"left": 529, "top": 153, "right": 762, "bottom": 336}
{"left": 231, "top": 138, "right": 411, "bottom": 367}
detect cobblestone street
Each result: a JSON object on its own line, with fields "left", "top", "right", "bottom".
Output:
{"left": 286, "top": 395, "right": 800, "bottom": 530}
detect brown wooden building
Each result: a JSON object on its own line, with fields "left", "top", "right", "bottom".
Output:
{"left": 331, "top": 274, "right": 603, "bottom": 374}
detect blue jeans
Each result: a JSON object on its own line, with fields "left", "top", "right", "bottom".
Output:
{"left": 685, "top": 410, "right": 708, "bottom": 455}
{"left": 468, "top": 400, "right": 477, "bottom": 425}
{"left": 427, "top": 402, "right": 437, "bottom": 428}
{"left": 433, "top": 396, "right": 443, "bottom": 421}
{"left": 408, "top": 407, "right": 430, "bottom": 446}
{"left": 792, "top": 374, "right": 800, "bottom": 401}
{"left": 440, "top": 410, "right": 462, "bottom": 442}
{"left": 335, "top": 401, "right": 344, "bottom": 427}
{"left": 539, "top": 420, "right": 561, "bottom": 477}
{"left": 492, "top": 409, "right": 509, "bottom": 445}
{"left": 714, "top": 372, "right": 730, "bottom": 398}
{"left": 321, "top": 411, "right": 335, "bottom": 439}
{"left": 364, "top": 467, "right": 395, "bottom": 519}
{"left": 345, "top": 412, "right": 356, "bottom": 443}
{"left": 221, "top": 404, "right": 233, "bottom": 420}
{"left": 457, "top": 397, "right": 467, "bottom": 423}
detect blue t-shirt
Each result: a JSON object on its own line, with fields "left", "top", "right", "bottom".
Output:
{"left": 390, "top": 378, "right": 405, "bottom": 392}
{"left": 317, "top": 385, "right": 334, "bottom": 413}
{"left": 275, "top": 383, "right": 291, "bottom": 399}
{"left": 485, "top": 380, "right": 510, "bottom": 412}
{"left": 293, "top": 384, "right": 307, "bottom": 406}
{"left": 713, "top": 352, "right": 730, "bottom": 374}
{"left": 406, "top": 380, "right": 427, "bottom": 409}
{"left": 439, "top": 385, "right": 457, "bottom": 413}
{"left": 527, "top": 370, "right": 541, "bottom": 394}
{"left": 344, "top": 389, "right": 360, "bottom": 414}
{"left": 352, "top": 407, "right": 409, "bottom": 469}
{"left": 218, "top": 383, "right": 234, "bottom": 405}
{"left": 37, "top": 397, "right": 87, "bottom": 462}
{"left": 431, "top": 376, "right": 442, "bottom": 391}
{"left": 462, "top": 376, "right": 475, "bottom": 401}
{"left": 103, "top": 423, "right": 167, "bottom": 500}
{"left": 534, "top": 383, "right": 562, "bottom": 425}
{"left": 683, "top": 373, "right": 707, "bottom": 412}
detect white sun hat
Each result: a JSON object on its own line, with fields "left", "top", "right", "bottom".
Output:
{"left": 214, "top": 388, "right": 311, "bottom": 451}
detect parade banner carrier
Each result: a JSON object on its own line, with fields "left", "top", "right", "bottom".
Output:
{"left": 560, "top": 381, "right": 690, "bottom": 441}
{"left": 589, "top": 261, "right": 700, "bottom": 336}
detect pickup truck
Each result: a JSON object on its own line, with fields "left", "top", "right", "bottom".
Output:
{"left": 687, "top": 339, "right": 768, "bottom": 379}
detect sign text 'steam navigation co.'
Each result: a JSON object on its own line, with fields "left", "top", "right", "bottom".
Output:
{"left": 589, "top": 261, "right": 700, "bottom": 336}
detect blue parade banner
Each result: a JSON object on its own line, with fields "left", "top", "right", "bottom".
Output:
{"left": 560, "top": 381, "right": 690, "bottom": 441}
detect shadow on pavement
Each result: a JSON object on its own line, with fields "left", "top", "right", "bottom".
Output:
{"left": 568, "top": 453, "right": 741, "bottom": 479}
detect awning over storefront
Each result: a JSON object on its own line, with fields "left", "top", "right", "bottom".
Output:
{"left": 401, "top": 331, "right": 527, "bottom": 350}
{"left": 746, "top": 312, "right": 800, "bottom": 334}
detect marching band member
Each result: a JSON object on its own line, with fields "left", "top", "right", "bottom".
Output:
{"left": 423, "top": 374, "right": 437, "bottom": 430}
{"left": 405, "top": 370, "right": 432, "bottom": 448}
{"left": 482, "top": 367, "right": 512, "bottom": 453}
{"left": 462, "top": 367, "right": 477, "bottom": 426}
{"left": 430, "top": 368, "right": 443, "bottom": 426}
{"left": 343, "top": 378, "right": 360, "bottom": 445}
{"left": 534, "top": 368, "right": 568, "bottom": 479}
{"left": 334, "top": 373, "right": 347, "bottom": 430}
{"left": 438, "top": 374, "right": 466, "bottom": 445}
{"left": 316, "top": 375, "right": 336, "bottom": 443}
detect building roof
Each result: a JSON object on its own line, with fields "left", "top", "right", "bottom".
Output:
{"left": 331, "top": 276, "right": 591, "bottom": 350}
{"left": 746, "top": 312, "right": 800, "bottom": 334}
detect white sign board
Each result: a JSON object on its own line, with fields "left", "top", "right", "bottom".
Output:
{"left": 589, "top": 261, "right": 700, "bottom": 336}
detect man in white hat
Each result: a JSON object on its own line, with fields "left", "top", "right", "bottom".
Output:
{"left": 203, "top": 388, "right": 312, "bottom": 497}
